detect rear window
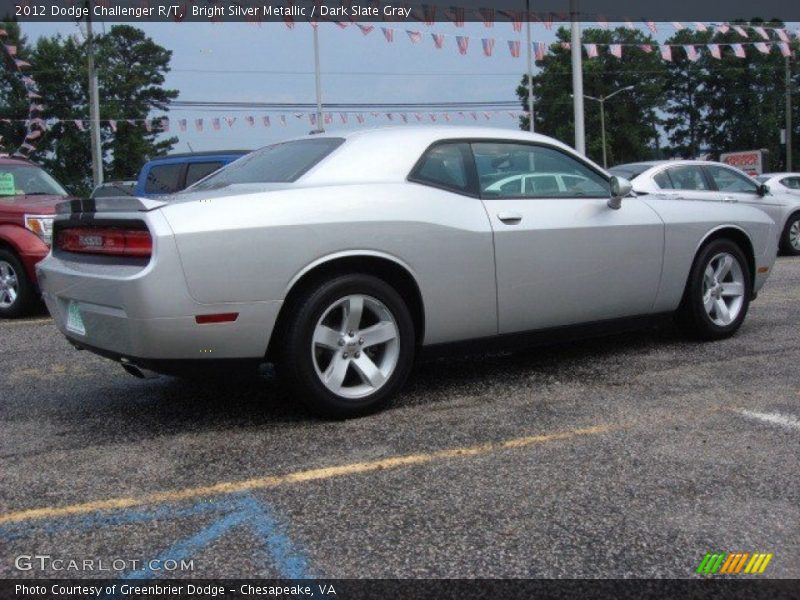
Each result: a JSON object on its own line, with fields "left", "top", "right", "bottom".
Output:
{"left": 192, "top": 138, "right": 344, "bottom": 189}
{"left": 186, "top": 162, "right": 224, "bottom": 186}
{"left": 144, "top": 163, "right": 184, "bottom": 194}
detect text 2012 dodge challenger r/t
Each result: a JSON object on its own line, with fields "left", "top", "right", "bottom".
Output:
{"left": 36, "top": 127, "right": 777, "bottom": 417}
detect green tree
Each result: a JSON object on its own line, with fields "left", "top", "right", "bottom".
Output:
{"left": 1, "top": 23, "right": 177, "bottom": 195}
{"left": 518, "top": 27, "right": 666, "bottom": 166}
{"left": 0, "top": 21, "right": 32, "bottom": 155}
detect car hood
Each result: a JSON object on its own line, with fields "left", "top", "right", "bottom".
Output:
{"left": 0, "top": 194, "right": 72, "bottom": 215}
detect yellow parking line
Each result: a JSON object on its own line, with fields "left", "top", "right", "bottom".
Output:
{"left": 0, "top": 317, "right": 52, "bottom": 326}
{"left": 0, "top": 423, "right": 615, "bottom": 525}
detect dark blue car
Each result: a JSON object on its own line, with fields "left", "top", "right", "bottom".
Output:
{"left": 135, "top": 150, "right": 250, "bottom": 197}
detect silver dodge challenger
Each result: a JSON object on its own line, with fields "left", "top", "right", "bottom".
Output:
{"left": 37, "top": 127, "right": 778, "bottom": 417}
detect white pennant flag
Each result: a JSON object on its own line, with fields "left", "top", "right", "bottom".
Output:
{"left": 609, "top": 44, "right": 622, "bottom": 58}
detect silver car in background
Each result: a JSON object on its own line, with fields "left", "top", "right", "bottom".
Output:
{"left": 37, "top": 128, "right": 777, "bottom": 417}
{"left": 612, "top": 160, "right": 800, "bottom": 256}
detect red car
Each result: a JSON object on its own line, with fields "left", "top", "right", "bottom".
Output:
{"left": 0, "top": 156, "right": 70, "bottom": 318}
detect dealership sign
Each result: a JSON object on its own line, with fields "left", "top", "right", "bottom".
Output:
{"left": 720, "top": 150, "right": 766, "bottom": 176}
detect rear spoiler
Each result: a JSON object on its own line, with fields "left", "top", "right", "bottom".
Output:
{"left": 56, "top": 196, "right": 167, "bottom": 215}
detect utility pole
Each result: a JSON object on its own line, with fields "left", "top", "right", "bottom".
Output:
{"left": 525, "top": 0, "right": 534, "bottom": 132}
{"left": 570, "top": 0, "right": 585, "bottom": 154}
{"left": 312, "top": 24, "right": 324, "bottom": 133}
{"left": 85, "top": 0, "right": 103, "bottom": 188}
{"left": 787, "top": 54, "right": 793, "bottom": 171}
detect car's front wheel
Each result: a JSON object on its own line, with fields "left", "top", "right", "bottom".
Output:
{"left": 780, "top": 212, "right": 800, "bottom": 256}
{"left": 0, "top": 249, "right": 37, "bottom": 319}
{"left": 281, "top": 274, "right": 415, "bottom": 418}
{"left": 677, "top": 239, "right": 751, "bottom": 340}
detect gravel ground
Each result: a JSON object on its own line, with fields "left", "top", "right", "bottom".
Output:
{"left": 0, "top": 258, "right": 798, "bottom": 579}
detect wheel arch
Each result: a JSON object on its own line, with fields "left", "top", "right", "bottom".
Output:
{"left": 694, "top": 225, "right": 756, "bottom": 283}
{"left": 266, "top": 251, "right": 426, "bottom": 362}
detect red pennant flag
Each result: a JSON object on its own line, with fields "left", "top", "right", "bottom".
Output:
{"left": 695, "top": 22, "right": 708, "bottom": 32}
{"left": 431, "top": 33, "right": 445, "bottom": 49}
{"left": 0, "top": 28, "right": 7, "bottom": 37}
{"left": 753, "top": 26, "right": 769, "bottom": 40}
{"left": 429, "top": 113, "right": 437, "bottom": 122}
{"left": 671, "top": 22, "right": 684, "bottom": 30}
{"left": 178, "top": 119, "right": 187, "bottom": 132}
{"left": 503, "top": 11, "right": 523, "bottom": 32}
{"left": 585, "top": 44, "right": 598, "bottom": 58}
{"left": 355, "top": 23, "right": 374, "bottom": 35}
{"left": 400, "top": 113, "right": 408, "bottom": 123}
{"left": 283, "top": 1, "right": 295, "bottom": 28}
{"left": 508, "top": 40, "right": 520, "bottom": 58}
{"left": 471, "top": 112, "right": 478, "bottom": 120}
{"left": 639, "top": 44, "right": 653, "bottom": 53}
{"left": 779, "top": 42, "right": 791, "bottom": 57}
{"left": 382, "top": 27, "right": 394, "bottom": 42}
{"left": 609, "top": 44, "right": 622, "bottom": 58}
{"left": 246, "top": 116, "right": 255, "bottom": 127}
{"left": 14, "top": 59, "right": 31, "bottom": 69}
{"left": 660, "top": 45, "right": 673, "bottom": 61}
{"left": 340, "top": 113, "right": 348, "bottom": 124}
{"left": 356, "top": 114, "right": 365, "bottom": 124}
{"left": 324, "top": 113, "right": 332, "bottom": 125}
{"left": 534, "top": 42, "right": 546, "bottom": 61}
{"left": 161, "top": 118, "right": 170, "bottom": 132}
{"left": 422, "top": 4, "right": 436, "bottom": 26}
{"left": 406, "top": 30, "right": 422, "bottom": 44}
{"left": 776, "top": 29, "right": 790, "bottom": 43}
{"left": 481, "top": 38, "right": 495, "bottom": 57}
{"left": 754, "top": 42, "right": 770, "bottom": 54}
{"left": 732, "top": 25, "right": 747, "bottom": 37}
{"left": 194, "top": 118, "right": 203, "bottom": 132}
{"left": 456, "top": 36, "right": 469, "bottom": 55}
{"left": 645, "top": 21, "right": 657, "bottom": 33}
{"left": 4, "top": 44, "right": 17, "bottom": 56}
{"left": 26, "top": 129, "right": 42, "bottom": 140}
{"left": 684, "top": 45, "right": 699, "bottom": 61}
{"left": 280, "top": 115, "right": 287, "bottom": 126}
{"left": 212, "top": 118, "right": 221, "bottom": 130}
{"left": 443, "top": 113, "right": 451, "bottom": 122}
{"left": 708, "top": 44, "right": 721, "bottom": 59}
{"left": 623, "top": 19, "right": 636, "bottom": 30}
{"left": 385, "top": 113, "right": 394, "bottom": 121}
{"left": 263, "top": 116, "right": 271, "bottom": 127}
{"left": 74, "top": 120, "right": 85, "bottom": 131}
{"left": 479, "top": 8, "right": 495, "bottom": 27}
{"left": 597, "top": 16, "right": 608, "bottom": 29}
{"left": 446, "top": 7, "right": 465, "bottom": 27}
{"left": 716, "top": 24, "right": 730, "bottom": 34}
{"left": 543, "top": 15, "right": 553, "bottom": 30}
{"left": 415, "top": 113, "right": 424, "bottom": 122}
{"left": 309, "top": 113, "right": 317, "bottom": 126}
{"left": 731, "top": 43, "right": 746, "bottom": 58}
{"left": 144, "top": 119, "right": 152, "bottom": 132}
{"left": 560, "top": 42, "right": 571, "bottom": 50}
{"left": 225, "top": 117, "right": 236, "bottom": 128}
{"left": 109, "top": 120, "right": 117, "bottom": 132}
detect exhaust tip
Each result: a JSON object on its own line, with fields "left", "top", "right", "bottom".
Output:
{"left": 120, "top": 359, "right": 159, "bottom": 379}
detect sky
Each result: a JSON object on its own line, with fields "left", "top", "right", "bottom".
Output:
{"left": 21, "top": 20, "right": 551, "bottom": 152}
{"left": 16, "top": 19, "right": 799, "bottom": 153}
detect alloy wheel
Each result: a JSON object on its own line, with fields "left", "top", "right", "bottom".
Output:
{"left": 0, "top": 260, "right": 19, "bottom": 309}
{"left": 311, "top": 294, "right": 400, "bottom": 399}
{"left": 790, "top": 218, "right": 800, "bottom": 251}
{"left": 702, "top": 252, "right": 745, "bottom": 327}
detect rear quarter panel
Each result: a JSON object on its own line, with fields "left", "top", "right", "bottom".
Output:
{"left": 160, "top": 183, "right": 498, "bottom": 345}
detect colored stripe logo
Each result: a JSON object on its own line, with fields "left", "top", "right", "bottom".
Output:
{"left": 696, "top": 552, "right": 773, "bottom": 574}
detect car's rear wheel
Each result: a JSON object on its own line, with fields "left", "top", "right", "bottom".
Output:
{"left": 0, "top": 249, "right": 36, "bottom": 319}
{"left": 779, "top": 212, "right": 800, "bottom": 256}
{"left": 280, "top": 274, "right": 415, "bottom": 418}
{"left": 677, "top": 239, "right": 751, "bottom": 340}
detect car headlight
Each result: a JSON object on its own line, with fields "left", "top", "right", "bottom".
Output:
{"left": 24, "top": 214, "right": 55, "bottom": 246}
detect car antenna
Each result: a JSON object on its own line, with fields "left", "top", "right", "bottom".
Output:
{"left": 186, "top": 142, "right": 195, "bottom": 152}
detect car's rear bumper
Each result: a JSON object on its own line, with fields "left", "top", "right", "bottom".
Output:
{"left": 36, "top": 211, "right": 280, "bottom": 363}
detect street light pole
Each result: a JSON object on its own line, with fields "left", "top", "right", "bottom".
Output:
{"left": 525, "top": 0, "right": 534, "bottom": 133}
{"left": 569, "top": 0, "right": 584, "bottom": 154}
{"left": 582, "top": 85, "right": 634, "bottom": 168}
{"left": 312, "top": 23, "right": 324, "bottom": 133}
{"left": 786, "top": 54, "right": 793, "bottom": 171}
{"left": 85, "top": 1, "right": 103, "bottom": 188}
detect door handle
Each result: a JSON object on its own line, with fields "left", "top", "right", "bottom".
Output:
{"left": 723, "top": 196, "right": 736, "bottom": 203}
{"left": 497, "top": 211, "right": 523, "bottom": 225}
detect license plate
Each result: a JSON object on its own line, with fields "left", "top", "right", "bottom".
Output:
{"left": 65, "top": 301, "right": 86, "bottom": 336}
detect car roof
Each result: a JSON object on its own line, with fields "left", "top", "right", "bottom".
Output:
{"left": 0, "top": 156, "right": 36, "bottom": 167}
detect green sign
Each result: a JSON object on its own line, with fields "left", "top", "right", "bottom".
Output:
{"left": 0, "top": 173, "right": 15, "bottom": 196}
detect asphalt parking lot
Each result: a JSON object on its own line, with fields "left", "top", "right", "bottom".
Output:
{"left": 1, "top": 258, "right": 798, "bottom": 580}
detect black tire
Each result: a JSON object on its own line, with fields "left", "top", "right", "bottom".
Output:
{"left": 0, "top": 248, "right": 37, "bottom": 319}
{"left": 676, "top": 239, "right": 752, "bottom": 341}
{"left": 779, "top": 212, "right": 800, "bottom": 256}
{"left": 279, "top": 274, "right": 415, "bottom": 418}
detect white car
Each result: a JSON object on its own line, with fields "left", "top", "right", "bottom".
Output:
{"left": 611, "top": 161, "right": 800, "bottom": 256}
{"left": 755, "top": 173, "right": 800, "bottom": 196}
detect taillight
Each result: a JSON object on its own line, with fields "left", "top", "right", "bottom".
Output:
{"left": 56, "top": 227, "right": 152, "bottom": 258}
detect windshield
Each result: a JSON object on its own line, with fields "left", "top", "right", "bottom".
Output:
{"left": 754, "top": 176, "right": 769, "bottom": 183}
{"left": 608, "top": 164, "right": 653, "bottom": 180}
{"left": 0, "top": 164, "right": 68, "bottom": 197}
{"left": 191, "top": 138, "right": 344, "bottom": 190}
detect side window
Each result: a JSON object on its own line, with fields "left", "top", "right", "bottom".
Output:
{"left": 144, "top": 164, "right": 184, "bottom": 194}
{"left": 706, "top": 165, "right": 758, "bottom": 194}
{"left": 186, "top": 162, "right": 224, "bottom": 187}
{"left": 472, "top": 142, "right": 609, "bottom": 198}
{"left": 410, "top": 143, "right": 471, "bottom": 193}
{"left": 781, "top": 177, "right": 800, "bottom": 190}
{"left": 653, "top": 171, "right": 672, "bottom": 189}
{"left": 664, "top": 166, "right": 709, "bottom": 191}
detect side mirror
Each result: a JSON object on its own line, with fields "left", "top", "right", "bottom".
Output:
{"left": 757, "top": 183, "right": 769, "bottom": 197}
{"left": 608, "top": 175, "right": 633, "bottom": 210}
